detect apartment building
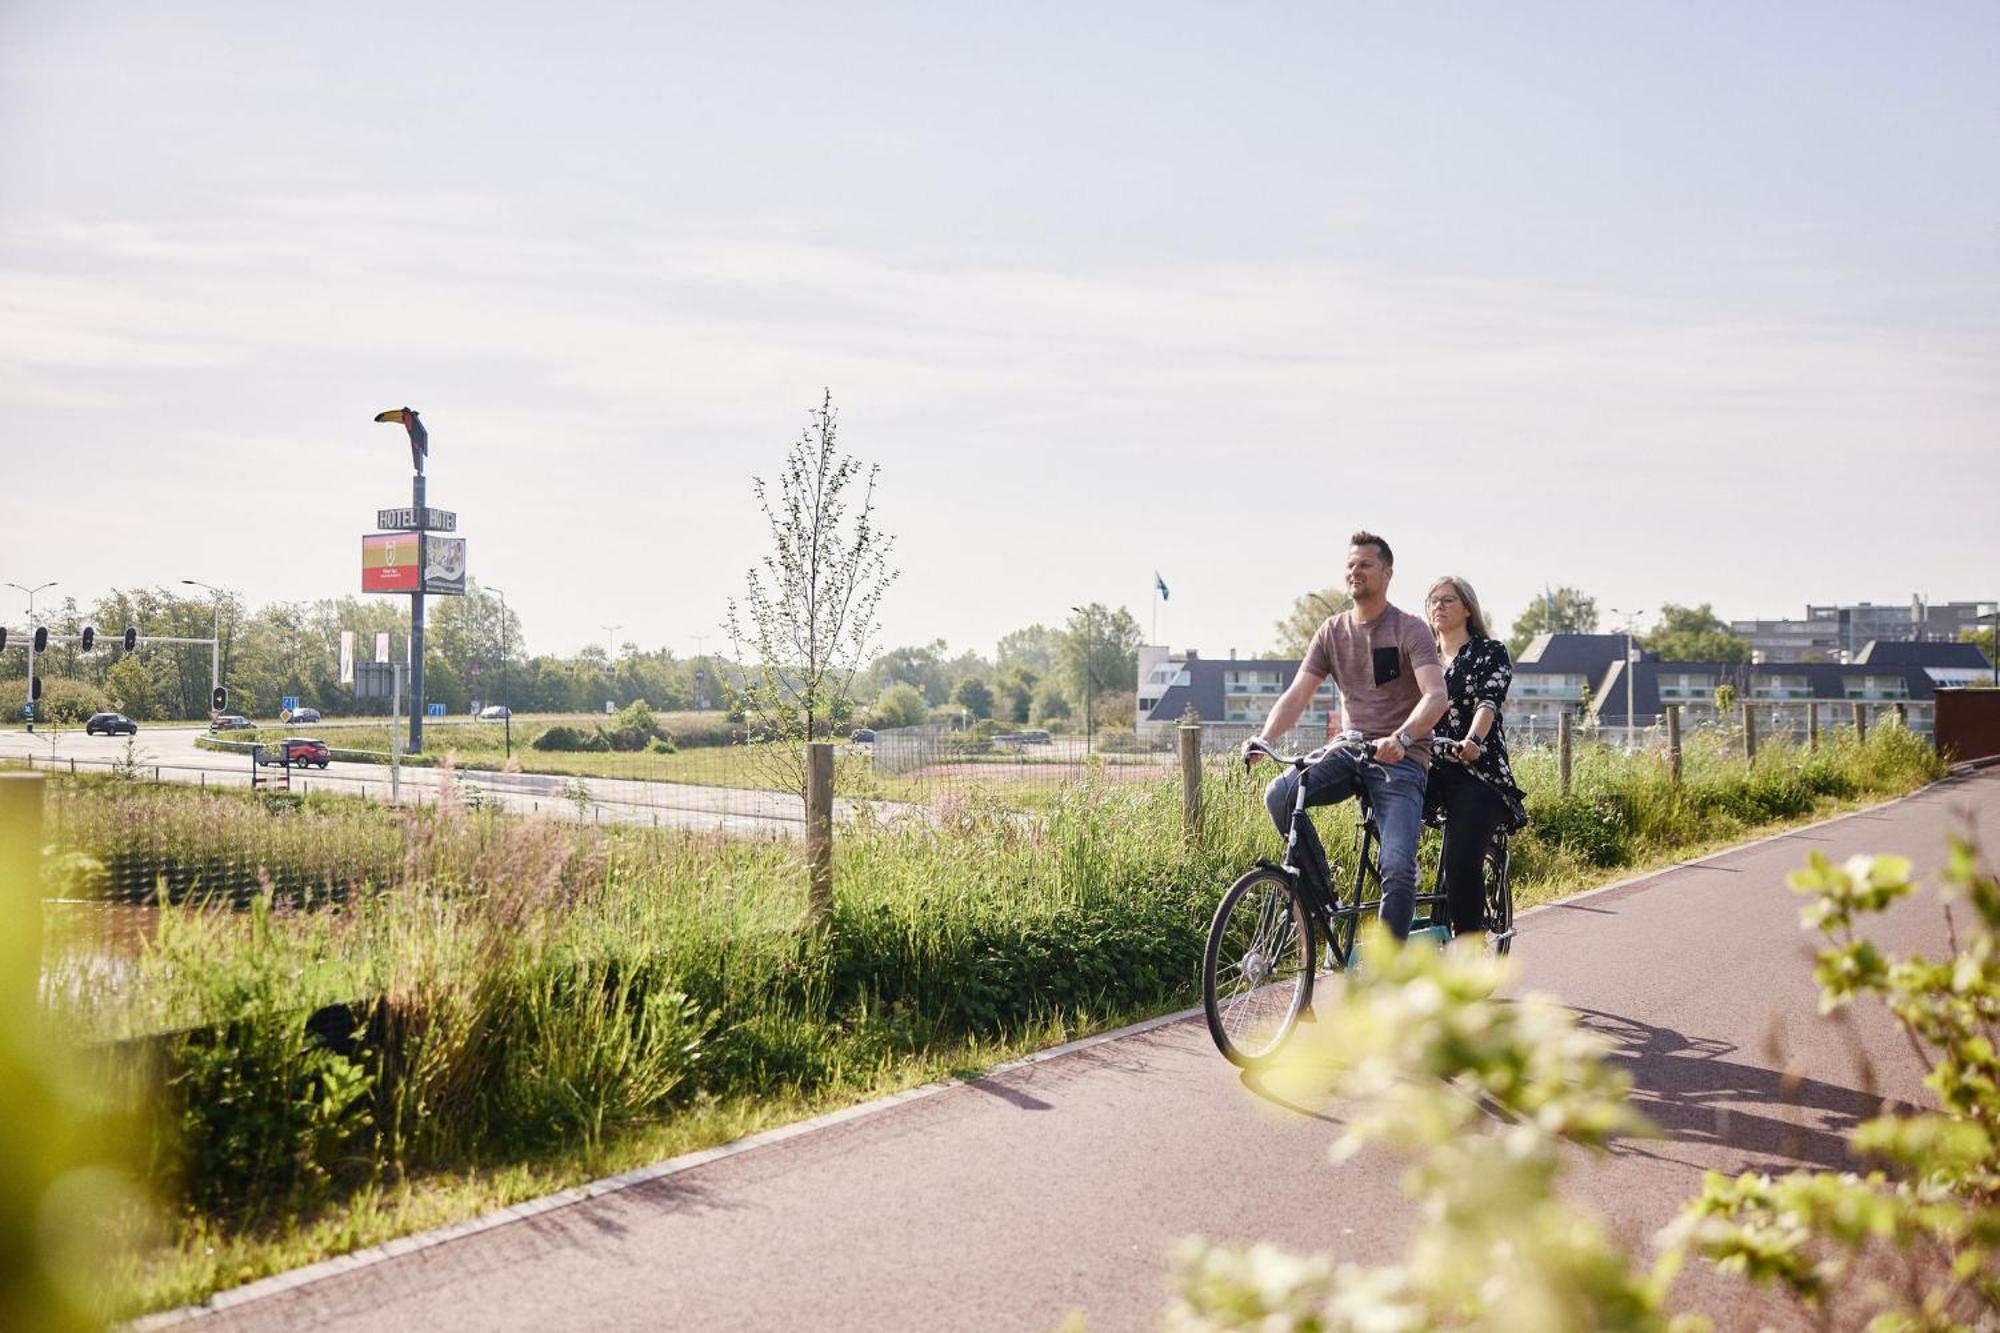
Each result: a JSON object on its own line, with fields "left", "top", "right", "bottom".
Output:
{"left": 1731, "top": 598, "right": 1996, "bottom": 662}
{"left": 1135, "top": 646, "right": 1339, "bottom": 737}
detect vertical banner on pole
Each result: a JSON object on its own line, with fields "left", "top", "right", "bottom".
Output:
{"left": 339, "top": 631, "right": 356, "bottom": 686}
{"left": 375, "top": 632, "right": 390, "bottom": 664}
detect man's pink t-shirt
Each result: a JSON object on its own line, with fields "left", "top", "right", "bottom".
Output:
{"left": 1301, "top": 604, "right": 1441, "bottom": 768}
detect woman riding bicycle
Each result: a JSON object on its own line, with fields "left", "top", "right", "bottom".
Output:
{"left": 1423, "top": 576, "right": 1527, "bottom": 943}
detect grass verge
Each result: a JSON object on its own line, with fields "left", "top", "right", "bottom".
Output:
{"left": 37, "top": 723, "right": 1944, "bottom": 1319}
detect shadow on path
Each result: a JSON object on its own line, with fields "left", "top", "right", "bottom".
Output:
{"left": 1576, "top": 1007, "right": 1888, "bottom": 1173}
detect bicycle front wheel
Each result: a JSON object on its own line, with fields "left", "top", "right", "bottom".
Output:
{"left": 1203, "top": 867, "right": 1315, "bottom": 1067}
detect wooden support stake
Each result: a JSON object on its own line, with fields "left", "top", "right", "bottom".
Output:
{"left": 1665, "top": 704, "right": 1682, "bottom": 784}
{"left": 1558, "top": 712, "right": 1574, "bottom": 797}
{"left": 1807, "top": 701, "right": 1819, "bottom": 752}
{"left": 1893, "top": 701, "right": 1908, "bottom": 728}
{"left": 1852, "top": 703, "right": 1868, "bottom": 743}
{"left": 1178, "top": 722, "right": 1203, "bottom": 840}
{"left": 1742, "top": 701, "right": 1757, "bottom": 765}
{"left": 806, "top": 741, "right": 835, "bottom": 925}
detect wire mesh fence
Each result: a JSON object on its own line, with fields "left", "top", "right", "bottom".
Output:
{"left": 1510, "top": 699, "right": 1933, "bottom": 751}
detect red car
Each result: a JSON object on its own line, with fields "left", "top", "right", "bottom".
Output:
{"left": 259, "top": 737, "right": 330, "bottom": 768}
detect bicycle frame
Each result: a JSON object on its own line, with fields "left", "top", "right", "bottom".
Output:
{"left": 1252, "top": 737, "right": 1495, "bottom": 942}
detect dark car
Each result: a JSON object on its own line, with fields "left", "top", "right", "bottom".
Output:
{"left": 849, "top": 728, "right": 876, "bottom": 744}
{"left": 209, "top": 714, "right": 253, "bottom": 733}
{"left": 259, "top": 737, "right": 330, "bottom": 768}
{"left": 289, "top": 706, "right": 322, "bottom": 724}
{"left": 85, "top": 712, "right": 138, "bottom": 737}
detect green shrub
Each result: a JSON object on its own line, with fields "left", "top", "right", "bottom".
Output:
{"left": 1093, "top": 727, "right": 1147, "bottom": 754}
{"left": 1527, "top": 794, "right": 1629, "bottom": 867}
{"left": 648, "top": 735, "right": 676, "bottom": 754}
{"left": 153, "top": 898, "right": 375, "bottom": 1219}
{"left": 32, "top": 677, "right": 111, "bottom": 725}
{"left": 532, "top": 724, "right": 609, "bottom": 753}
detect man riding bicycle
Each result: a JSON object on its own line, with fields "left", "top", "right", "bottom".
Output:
{"left": 1243, "top": 532, "right": 1448, "bottom": 941}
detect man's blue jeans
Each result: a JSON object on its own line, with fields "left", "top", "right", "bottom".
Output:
{"left": 1263, "top": 749, "right": 1427, "bottom": 939}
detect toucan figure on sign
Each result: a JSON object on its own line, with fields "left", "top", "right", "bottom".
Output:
{"left": 374, "top": 407, "right": 428, "bottom": 474}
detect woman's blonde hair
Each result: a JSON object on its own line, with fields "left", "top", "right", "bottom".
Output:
{"left": 1427, "top": 575, "right": 1491, "bottom": 641}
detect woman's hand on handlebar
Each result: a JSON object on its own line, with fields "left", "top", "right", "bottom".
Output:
{"left": 1437, "top": 735, "right": 1483, "bottom": 764}
{"left": 1241, "top": 737, "right": 1268, "bottom": 769}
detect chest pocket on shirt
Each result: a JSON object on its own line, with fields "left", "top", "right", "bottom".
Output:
{"left": 1372, "top": 646, "right": 1402, "bottom": 687}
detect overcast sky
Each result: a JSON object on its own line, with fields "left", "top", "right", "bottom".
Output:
{"left": 4, "top": 2, "right": 1996, "bottom": 661}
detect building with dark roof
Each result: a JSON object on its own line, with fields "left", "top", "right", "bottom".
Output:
{"left": 1136, "top": 645, "right": 1337, "bottom": 738}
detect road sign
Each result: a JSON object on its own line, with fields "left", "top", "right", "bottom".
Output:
{"left": 427, "top": 703, "right": 445, "bottom": 718}
{"left": 376, "top": 506, "right": 457, "bottom": 532}
{"left": 282, "top": 696, "right": 299, "bottom": 713}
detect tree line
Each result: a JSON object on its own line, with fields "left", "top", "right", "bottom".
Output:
{"left": 2, "top": 579, "right": 1756, "bottom": 726}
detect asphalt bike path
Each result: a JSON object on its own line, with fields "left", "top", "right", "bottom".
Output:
{"left": 146, "top": 768, "right": 2000, "bottom": 1331}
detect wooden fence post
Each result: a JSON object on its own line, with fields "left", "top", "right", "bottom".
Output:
{"left": 1558, "top": 712, "right": 1573, "bottom": 797}
{"left": 1892, "top": 702, "right": 1908, "bottom": 729}
{"left": 1, "top": 774, "right": 45, "bottom": 1013}
{"left": 1665, "top": 704, "right": 1682, "bottom": 785}
{"left": 1741, "top": 701, "right": 1757, "bottom": 765}
{"left": 805, "top": 741, "right": 834, "bottom": 925}
{"left": 1178, "top": 721, "right": 1203, "bottom": 841}
{"left": 1852, "top": 703, "right": 1868, "bottom": 743}
{"left": 1807, "top": 701, "right": 1819, "bottom": 752}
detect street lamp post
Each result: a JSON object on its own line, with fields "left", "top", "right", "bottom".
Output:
{"left": 1610, "top": 606, "right": 1644, "bottom": 751}
{"left": 180, "top": 579, "right": 224, "bottom": 711}
{"left": 490, "top": 585, "right": 511, "bottom": 757}
{"left": 6, "top": 580, "right": 57, "bottom": 731}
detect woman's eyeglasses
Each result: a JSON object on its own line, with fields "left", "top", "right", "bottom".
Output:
{"left": 1427, "top": 595, "right": 1461, "bottom": 608}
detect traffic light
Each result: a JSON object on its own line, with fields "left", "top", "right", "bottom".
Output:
{"left": 29, "top": 676, "right": 41, "bottom": 702}
{"left": 32, "top": 626, "right": 47, "bottom": 653}
{"left": 123, "top": 626, "right": 138, "bottom": 651}
{"left": 80, "top": 626, "right": 95, "bottom": 651}
{"left": 212, "top": 686, "right": 228, "bottom": 712}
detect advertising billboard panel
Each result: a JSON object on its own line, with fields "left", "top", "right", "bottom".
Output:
{"left": 362, "top": 533, "right": 420, "bottom": 592}
{"left": 422, "top": 535, "right": 467, "bottom": 596}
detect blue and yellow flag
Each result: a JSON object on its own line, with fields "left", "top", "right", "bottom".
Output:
{"left": 1154, "top": 571, "right": 1170, "bottom": 601}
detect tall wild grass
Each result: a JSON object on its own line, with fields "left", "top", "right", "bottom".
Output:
{"left": 38, "top": 723, "right": 1942, "bottom": 1307}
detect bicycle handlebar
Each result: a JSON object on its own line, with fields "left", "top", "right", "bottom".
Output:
{"left": 1242, "top": 732, "right": 1375, "bottom": 773}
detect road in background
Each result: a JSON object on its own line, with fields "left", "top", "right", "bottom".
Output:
{"left": 0, "top": 726, "right": 912, "bottom": 836}
{"left": 142, "top": 768, "right": 2000, "bottom": 1331}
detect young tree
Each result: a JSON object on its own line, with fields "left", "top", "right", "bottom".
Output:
{"left": 1507, "top": 586, "right": 1599, "bottom": 656}
{"left": 993, "top": 665, "right": 1040, "bottom": 725}
{"left": 1058, "top": 604, "right": 1142, "bottom": 705}
{"left": 725, "top": 391, "right": 898, "bottom": 776}
{"left": 1644, "top": 602, "right": 1751, "bottom": 664}
{"left": 1272, "top": 588, "right": 1351, "bottom": 657}
{"left": 951, "top": 676, "right": 995, "bottom": 720}
{"left": 870, "top": 682, "right": 927, "bottom": 729}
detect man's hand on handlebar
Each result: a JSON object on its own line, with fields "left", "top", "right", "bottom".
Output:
{"left": 1241, "top": 737, "right": 1268, "bottom": 770}
{"left": 1372, "top": 734, "right": 1407, "bottom": 766}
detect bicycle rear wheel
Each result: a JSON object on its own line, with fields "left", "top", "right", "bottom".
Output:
{"left": 1484, "top": 840, "right": 1514, "bottom": 955}
{"left": 1203, "top": 867, "right": 1315, "bottom": 1066}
